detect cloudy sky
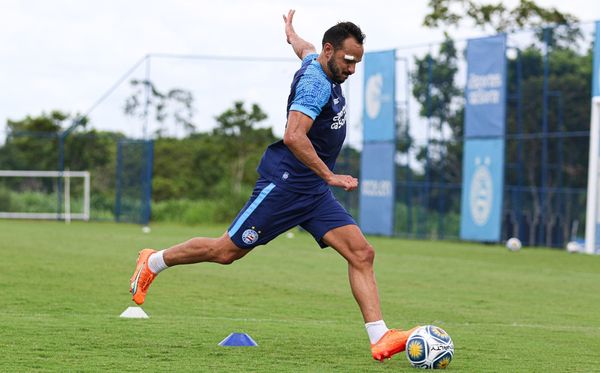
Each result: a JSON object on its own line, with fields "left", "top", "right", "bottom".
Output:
{"left": 1, "top": 0, "right": 598, "bottom": 146}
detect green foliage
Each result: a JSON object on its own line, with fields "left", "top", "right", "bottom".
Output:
{"left": 152, "top": 198, "right": 220, "bottom": 225}
{"left": 152, "top": 101, "right": 275, "bottom": 204}
{"left": 411, "top": 35, "right": 464, "bottom": 184}
{"left": 0, "top": 101, "right": 275, "bottom": 224}
{"left": 152, "top": 182, "right": 253, "bottom": 225}
{"left": 89, "top": 193, "right": 115, "bottom": 220}
{"left": 395, "top": 199, "right": 461, "bottom": 239}
{"left": 213, "top": 101, "right": 276, "bottom": 194}
{"left": 0, "top": 112, "right": 121, "bottom": 208}
{"left": 505, "top": 46, "right": 592, "bottom": 190}
{"left": 332, "top": 147, "right": 361, "bottom": 215}
{"left": 64, "top": 130, "right": 121, "bottom": 172}
{"left": 1, "top": 111, "right": 65, "bottom": 170}
{"left": 0, "top": 186, "right": 10, "bottom": 210}
{"left": 423, "top": 0, "right": 581, "bottom": 46}
{"left": 0, "top": 189, "right": 74, "bottom": 213}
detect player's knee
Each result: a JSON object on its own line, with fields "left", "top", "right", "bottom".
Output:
{"left": 351, "top": 242, "right": 375, "bottom": 268}
{"left": 214, "top": 248, "right": 245, "bottom": 265}
{"left": 215, "top": 252, "right": 236, "bottom": 265}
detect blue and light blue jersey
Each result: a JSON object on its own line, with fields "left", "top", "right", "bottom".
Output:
{"left": 257, "top": 54, "right": 347, "bottom": 194}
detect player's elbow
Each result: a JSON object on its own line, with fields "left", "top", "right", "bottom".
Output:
{"left": 283, "top": 131, "right": 300, "bottom": 148}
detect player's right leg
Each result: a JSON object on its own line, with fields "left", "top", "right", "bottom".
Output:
{"left": 130, "top": 233, "right": 246, "bottom": 305}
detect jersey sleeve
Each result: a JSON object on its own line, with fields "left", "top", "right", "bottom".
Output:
{"left": 301, "top": 53, "right": 318, "bottom": 65}
{"left": 289, "top": 61, "right": 331, "bottom": 120}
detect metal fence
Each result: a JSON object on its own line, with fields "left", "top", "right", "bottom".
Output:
{"left": 335, "top": 22, "right": 596, "bottom": 248}
{"left": 0, "top": 22, "right": 596, "bottom": 248}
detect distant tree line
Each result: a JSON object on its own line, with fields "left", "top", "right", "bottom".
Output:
{"left": 0, "top": 101, "right": 288, "bottom": 222}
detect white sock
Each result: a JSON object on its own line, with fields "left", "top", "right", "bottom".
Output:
{"left": 148, "top": 250, "right": 168, "bottom": 274}
{"left": 365, "top": 320, "right": 389, "bottom": 344}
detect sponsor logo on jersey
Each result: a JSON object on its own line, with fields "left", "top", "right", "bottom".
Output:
{"left": 331, "top": 105, "right": 347, "bottom": 130}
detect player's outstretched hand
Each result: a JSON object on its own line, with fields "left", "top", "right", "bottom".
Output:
{"left": 283, "top": 9, "right": 296, "bottom": 44}
{"left": 327, "top": 174, "right": 359, "bottom": 192}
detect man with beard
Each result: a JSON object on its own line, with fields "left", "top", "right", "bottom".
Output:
{"left": 129, "top": 9, "right": 417, "bottom": 361}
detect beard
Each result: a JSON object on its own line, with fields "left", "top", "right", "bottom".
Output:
{"left": 327, "top": 56, "right": 346, "bottom": 84}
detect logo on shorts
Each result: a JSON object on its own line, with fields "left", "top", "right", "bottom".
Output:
{"left": 242, "top": 229, "right": 259, "bottom": 245}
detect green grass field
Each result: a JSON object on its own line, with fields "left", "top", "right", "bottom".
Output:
{"left": 1, "top": 220, "right": 599, "bottom": 372}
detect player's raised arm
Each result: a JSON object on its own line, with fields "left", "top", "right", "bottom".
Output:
{"left": 283, "top": 10, "right": 316, "bottom": 60}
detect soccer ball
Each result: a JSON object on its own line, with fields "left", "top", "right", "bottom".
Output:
{"left": 406, "top": 325, "right": 454, "bottom": 369}
{"left": 566, "top": 241, "right": 580, "bottom": 254}
{"left": 506, "top": 237, "right": 522, "bottom": 251}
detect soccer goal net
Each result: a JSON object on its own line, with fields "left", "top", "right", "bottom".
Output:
{"left": 0, "top": 170, "right": 90, "bottom": 221}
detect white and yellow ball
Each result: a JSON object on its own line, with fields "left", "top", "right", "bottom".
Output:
{"left": 566, "top": 241, "right": 581, "bottom": 254}
{"left": 506, "top": 237, "right": 522, "bottom": 251}
{"left": 406, "top": 325, "right": 454, "bottom": 369}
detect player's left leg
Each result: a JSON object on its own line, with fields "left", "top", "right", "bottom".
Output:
{"left": 321, "top": 225, "right": 380, "bottom": 322}
{"left": 322, "top": 225, "right": 418, "bottom": 361}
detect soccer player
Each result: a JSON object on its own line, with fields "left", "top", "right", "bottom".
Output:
{"left": 130, "top": 9, "right": 417, "bottom": 361}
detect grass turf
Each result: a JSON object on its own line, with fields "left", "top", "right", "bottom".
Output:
{"left": 1, "top": 219, "right": 599, "bottom": 372}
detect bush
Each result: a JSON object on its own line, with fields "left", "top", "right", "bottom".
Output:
{"left": 0, "top": 186, "right": 10, "bottom": 211}
{"left": 152, "top": 199, "right": 221, "bottom": 225}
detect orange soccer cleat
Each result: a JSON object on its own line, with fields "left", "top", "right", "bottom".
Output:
{"left": 371, "top": 326, "right": 420, "bottom": 362}
{"left": 129, "top": 249, "right": 157, "bottom": 305}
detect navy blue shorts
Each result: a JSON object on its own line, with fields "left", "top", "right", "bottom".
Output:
{"left": 227, "top": 177, "right": 356, "bottom": 249}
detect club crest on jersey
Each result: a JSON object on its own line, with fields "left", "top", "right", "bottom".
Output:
{"left": 242, "top": 229, "right": 259, "bottom": 245}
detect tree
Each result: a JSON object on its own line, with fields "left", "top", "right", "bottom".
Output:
{"left": 411, "top": 35, "right": 464, "bottom": 188}
{"left": 423, "top": 0, "right": 581, "bottom": 47}
{"left": 1, "top": 111, "right": 66, "bottom": 171}
{"left": 124, "top": 79, "right": 196, "bottom": 137}
{"left": 212, "top": 101, "right": 275, "bottom": 194}
{"left": 150, "top": 101, "right": 275, "bottom": 202}
{"left": 152, "top": 134, "right": 226, "bottom": 201}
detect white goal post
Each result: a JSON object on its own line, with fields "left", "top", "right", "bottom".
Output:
{"left": 585, "top": 97, "right": 600, "bottom": 254}
{"left": 584, "top": 23, "right": 599, "bottom": 255}
{"left": 0, "top": 170, "right": 90, "bottom": 221}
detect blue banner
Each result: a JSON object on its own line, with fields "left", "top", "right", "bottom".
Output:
{"left": 464, "top": 35, "right": 507, "bottom": 138}
{"left": 593, "top": 21, "right": 600, "bottom": 98}
{"left": 359, "top": 142, "right": 395, "bottom": 236}
{"left": 460, "top": 139, "right": 505, "bottom": 241}
{"left": 363, "top": 50, "right": 396, "bottom": 142}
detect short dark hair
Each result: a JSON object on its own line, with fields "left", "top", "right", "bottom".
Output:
{"left": 322, "top": 22, "right": 365, "bottom": 49}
